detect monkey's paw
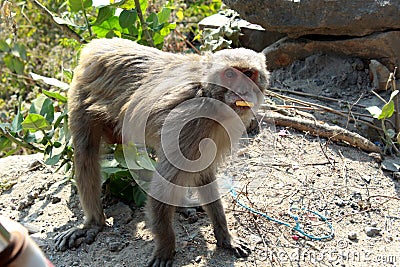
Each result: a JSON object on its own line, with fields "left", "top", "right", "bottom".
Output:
{"left": 219, "top": 238, "right": 251, "bottom": 258}
{"left": 54, "top": 225, "right": 102, "bottom": 251}
{"left": 147, "top": 257, "right": 174, "bottom": 267}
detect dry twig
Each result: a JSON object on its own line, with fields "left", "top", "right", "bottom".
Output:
{"left": 259, "top": 111, "right": 381, "bottom": 153}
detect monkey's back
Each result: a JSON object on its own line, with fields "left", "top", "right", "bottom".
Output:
{"left": 68, "top": 38, "right": 203, "bottom": 138}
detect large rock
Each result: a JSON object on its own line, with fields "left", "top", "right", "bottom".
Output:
{"left": 223, "top": 0, "right": 400, "bottom": 37}
{"left": 263, "top": 31, "right": 400, "bottom": 71}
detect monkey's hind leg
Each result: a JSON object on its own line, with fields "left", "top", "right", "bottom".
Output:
{"left": 147, "top": 196, "right": 176, "bottom": 267}
{"left": 55, "top": 117, "right": 106, "bottom": 251}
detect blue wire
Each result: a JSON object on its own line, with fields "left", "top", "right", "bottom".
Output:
{"left": 230, "top": 187, "right": 334, "bottom": 240}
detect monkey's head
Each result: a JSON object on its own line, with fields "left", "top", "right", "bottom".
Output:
{"left": 202, "top": 48, "right": 269, "bottom": 124}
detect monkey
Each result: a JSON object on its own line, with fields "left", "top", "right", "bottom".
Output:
{"left": 54, "top": 38, "right": 269, "bottom": 266}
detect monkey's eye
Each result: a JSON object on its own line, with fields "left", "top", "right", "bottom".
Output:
{"left": 243, "top": 70, "right": 254, "bottom": 78}
{"left": 224, "top": 69, "right": 237, "bottom": 79}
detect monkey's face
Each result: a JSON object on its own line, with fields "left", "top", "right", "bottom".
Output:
{"left": 217, "top": 67, "right": 265, "bottom": 119}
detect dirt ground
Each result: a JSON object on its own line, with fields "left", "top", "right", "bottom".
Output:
{"left": 1, "top": 125, "right": 400, "bottom": 267}
{"left": 1, "top": 56, "right": 400, "bottom": 266}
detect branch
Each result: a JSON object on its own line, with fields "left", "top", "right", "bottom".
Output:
{"left": 269, "top": 87, "right": 366, "bottom": 108}
{"left": 259, "top": 111, "right": 381, "bottom": 153}
{"left": 174, "top": 29, "right": 201, "bottom": 55}
{"left": 0, "top": 128, "right": 44, "bottom": 153}
{"left": 134, "top": 0, "right": 154, "bottom": 47}
{"left": 265, "top": 89, "right": 382, "bottom": 132}
{"left": 29, "top": 0, "right": 84, "bottom": 43}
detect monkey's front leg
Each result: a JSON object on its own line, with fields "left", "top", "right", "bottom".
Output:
{"left": 147, "top": 196, "right": 176, "bottom": 267}
{"left": 202, "top": 199, "right": 250, "bottom": 257}
{"left": 54, "top": 141, "right": 106, "bottom": 251}
{"left": 199, "top": 175, "right": 251, "bottom": 258}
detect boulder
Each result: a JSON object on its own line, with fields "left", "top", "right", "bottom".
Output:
{"left": 222, "top": 0, "right": 400, "bottom": 38}
{"left": 262, "top": 31, "right": 400, "bottom": 71}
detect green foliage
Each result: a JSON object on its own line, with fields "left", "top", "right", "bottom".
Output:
{"left": 101, "top": 144, "right": 154, "bottom": 206}
{"left": 58, "top": 0, "right": 176, "bottom": 49}
{"left": 200, "top": 9, "right": 241, "bottom": 52}
{"left": 0, "top": 86, "right": 72, "bottom": 170}
{"left": 367, "top": 90, "right": 399, "bottom": 120}
{"left": 0, "top": 40, "right": 27, "bottom": 74}
{"left": 366, "top": 89, "right": 399, "bottom": 154}
{"left": 0, "top": 0, "right": 224, "bottom": 205}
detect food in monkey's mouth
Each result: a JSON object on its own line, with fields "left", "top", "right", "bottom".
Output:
{"left": 235, "top": 100, "right": 254, "bottom": 108}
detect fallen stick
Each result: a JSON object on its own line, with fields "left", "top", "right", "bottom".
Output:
{"left": 259, "top": 111, "right": 381, "bottom": 153}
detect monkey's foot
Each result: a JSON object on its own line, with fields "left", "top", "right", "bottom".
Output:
{"left": 147, "top": 257, "right": 173, "bottom": 267}
{"left": 54, "top": 225, "right": 103, "bottom": 251}
{"left": 218, "top": 238, "right": 251, "bottom": 258}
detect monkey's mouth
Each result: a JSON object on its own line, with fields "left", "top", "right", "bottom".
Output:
{"left": 235, "top": 100, "right": 254, "bottom": 108}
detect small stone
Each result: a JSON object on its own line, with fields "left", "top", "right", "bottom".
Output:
{"left": 18, "top": 200, "right": 28, "bottom": 211}
{"left": 371, "top": 222, "right": 378, "bottom": 227}
{"left": 348, "top": 231, "right": 358, "bottom": 240}
{"left": 108, "top": 242, "right": 121, "bottom": 252}
{"left": 334, "top": 198, "right": 346, "bottom": 207}
{"left": 365, "top": 226, "right": 381, "bottom": 237}
{"left": 51, "top": 196, "right": 61, "bottom": 204}
{"left": 394, "top": 172, "right": 400, "bottom": 180}
{"left": 194, "top": 256, "right": 202, "bottom": 263}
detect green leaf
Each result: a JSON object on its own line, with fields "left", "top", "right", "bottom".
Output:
{"left": 52, "top": 16, "right": 80, "bottom": 27}
{"left": 68, "top": 0, "right": 93, "bottom": 12}
{"left": 3, "top": 55, "right": 24, "bottom": 74}
{"left": 43, "top": 90, "right": 68, "bottom": 103}
{"left": 63, "top": 69, "right": 73, "bottom": 81}
{"left": 133, "top": 186, "right": 146, "bottom": 206}
{"left": 119, "top": 9, "right": 137, "bottom": 28}
{"left": 102, "top": 167, "right": 126, "bottom": 175}
{"left": 0, "top": 40, "right": 10, "bottom": 52}
{"left": 30, "top": 72, "right": 69, "bottom": 91}
{"left": 136, "top": 153, "right": 156, "bottom": 171}
{"left": 121, "top": 143, "right": 143, "bottom": 170}
{"left": 0, "top": 136, "right": 12, "bottom": 151}
{"left": 11, "top": 103, "right": 23, "bottom": 133}
{"left": 152, "top": 32, "right": 164, "bottom": 45}
{"left": 92, "top": 16, "right": 123, "bottom": 38}
{"left": 157, "top": 8, "right": 171, "bottom": 24}
{"left": 366, "top": 106, "right": 382, "bottom": 119}
{"left": 29, "top": 95, "right": 55, "bottom": 123}
{"left": 119, "top": 0, "right": 135, "bottom": 9}
{"left": 21, "top": 114, "right": 51, "bottom": 132}
{"left": 379, "top": 100, "right": 395, "bottom": 120}
{"left": 114, "top": 144, "right": 128, "bottom": 168}
{"left": 42, "top": 89, "right": 68, "bottom": 103}
{"left": 0, "top": 123, "right": 11, "bottom": 131}
{"left": 94, "top": 6, "right": 115, "bottom": 26}
{"left": 12, "top": 43, "right": 27, "bottom": 60}
{"left": 128, "top": 25, "right": 139, "bottom": 36}
{"left": 44, "top": 153, "right": 62, "bottom": 165}
{"left": 387, "top": 128, "right": 396, "bottom": 139}
{"left": 146, "top": 12, "right": 159, "bottom": 29}
{"left": 101, "top": 158, "right": 120, "bottom": 168}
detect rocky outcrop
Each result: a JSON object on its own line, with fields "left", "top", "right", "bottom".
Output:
{"left": 222, "top": 0, "right": 400, "bottom": 38}
{"left": 262, "top": 31, "right": 400, "bottom": 71}
{"left": 219, "top": 0, "right": 400, "bottom": 78}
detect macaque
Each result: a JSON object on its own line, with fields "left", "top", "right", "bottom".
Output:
{"left": 55, "top": 38, "right": 269, "bottom": 266}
